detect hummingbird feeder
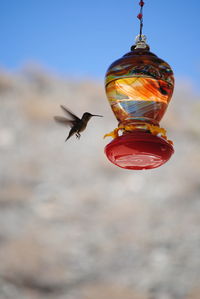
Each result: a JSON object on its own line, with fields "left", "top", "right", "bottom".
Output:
{"left": 104, "top": 1, "right": 174, "bottom": 170}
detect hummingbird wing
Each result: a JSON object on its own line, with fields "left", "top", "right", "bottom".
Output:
{"left": 60, "top": 105, "right": 80, "bottom": 121}
{"left": 54, "top": 116, "right": 75, "bottom": 128}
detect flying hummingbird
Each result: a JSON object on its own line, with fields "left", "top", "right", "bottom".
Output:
{"left": 54, "top": 105, "right": 103, "bottom": 141}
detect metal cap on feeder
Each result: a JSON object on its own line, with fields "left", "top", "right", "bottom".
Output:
{"left": 104, "top": 1, "right": 175, "bottom": 170}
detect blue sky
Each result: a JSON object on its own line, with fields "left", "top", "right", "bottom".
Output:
{"left": 1, "top": 0, "right": 200, "bottom": 89}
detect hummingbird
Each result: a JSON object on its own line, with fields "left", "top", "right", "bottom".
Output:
{"left": 54, "top": 105, "right": 103, "bottom": 141}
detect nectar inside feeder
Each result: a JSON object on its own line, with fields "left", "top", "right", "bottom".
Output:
{"left": 104, "top": 3, "right": 174, "bottom": 170}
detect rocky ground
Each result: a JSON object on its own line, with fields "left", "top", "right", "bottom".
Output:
{"left": 0, "top": 67, "right": 200, "bottom": 299}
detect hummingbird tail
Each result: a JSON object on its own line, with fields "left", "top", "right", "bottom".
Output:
{"left": 65, "top": 132, "right": 71, "bottom": 142}
{"left": 65, "top": 128, "right": 76, "bottom": 141}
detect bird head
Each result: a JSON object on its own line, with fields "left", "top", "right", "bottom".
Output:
{"left": 82, "top": 112, "right": 103, "bottom": 121}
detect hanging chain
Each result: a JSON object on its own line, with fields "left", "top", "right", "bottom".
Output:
{"left": 132, "top": 0, "right": 148, "bottom": 49}
{"left": 137, "top": 1, "right": 144, "bottom": 41}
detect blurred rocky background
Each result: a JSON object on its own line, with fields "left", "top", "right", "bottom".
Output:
{"left": 0, "top": 67, "right": 200, "bottom": 299}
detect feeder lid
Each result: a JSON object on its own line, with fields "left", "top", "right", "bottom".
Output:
{"left": 104, "top": 131, "right": 174, "bottom": 170}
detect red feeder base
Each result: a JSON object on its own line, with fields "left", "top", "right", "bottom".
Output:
{"left": 104, "top": 131, "right": 174, "bottom": 170}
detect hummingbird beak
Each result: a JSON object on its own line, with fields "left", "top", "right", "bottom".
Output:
{"left": 91, "top": 114, "right": 103, "bottom": 117}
